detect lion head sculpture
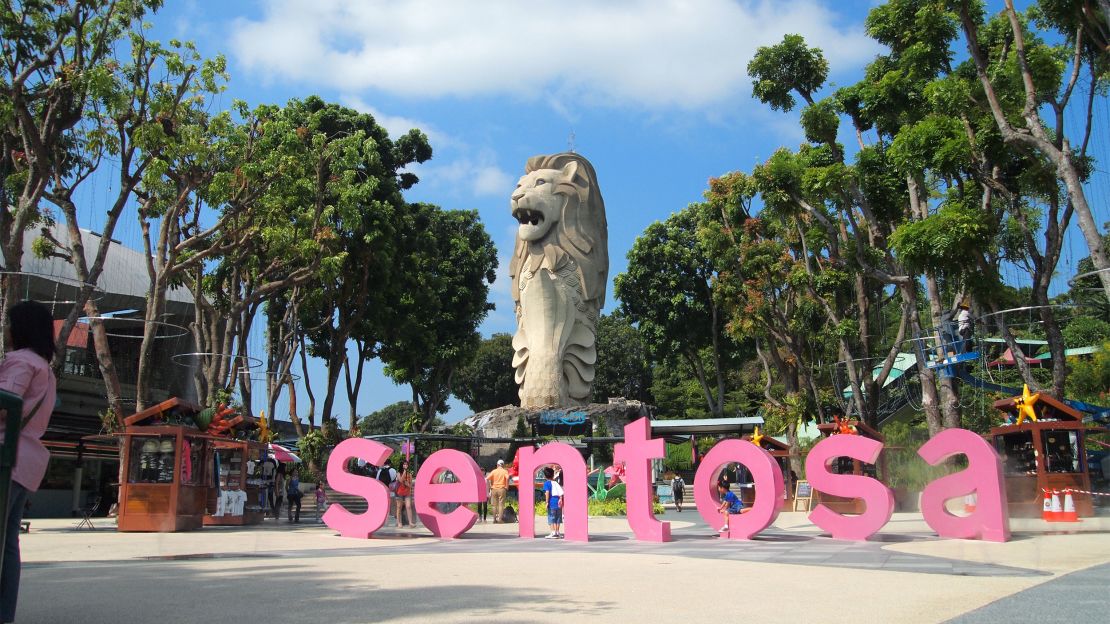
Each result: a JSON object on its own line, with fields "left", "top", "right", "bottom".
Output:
{"left": 509, "top": 152, "right": 609, "bottom": 310}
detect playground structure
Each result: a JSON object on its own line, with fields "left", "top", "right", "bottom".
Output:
{"left": 835, "top": 305, "right": 1110, "bottom": 430}
{"left": 990, "top": 392, "right": 1104, "bottom": 518}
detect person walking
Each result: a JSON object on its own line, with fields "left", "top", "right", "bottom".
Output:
{"left": 286, "top": 471, "right": 302, "bottom": 523}
{"left": 670, "top": 472, "right": 686, "bottom": 512}
{"left": 314, "top": 482, "right": 327, "bottom": 523}
{"left": 273, "top": 465, "right": 285, "bottom": 520}
{"left": 394, "top": 460, "right": 416, "bottom": 528}
{"left": 486, "top": 459, "right": 510, "bottom": 523}
{"left": 0, "top": 301, "right": 58, "bottom": 623}
{"left": 376, "top": 460, "right": 398, "bottom": 524}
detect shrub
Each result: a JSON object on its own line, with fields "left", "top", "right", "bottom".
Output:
{"left": 533, "top": 498, "right": 664, "bottom": 516}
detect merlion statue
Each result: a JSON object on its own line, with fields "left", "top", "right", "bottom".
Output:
{"left": 509, "top": 152, "right": 608, "bottom": 408}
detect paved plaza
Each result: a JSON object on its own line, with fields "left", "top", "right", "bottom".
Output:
{"left": 15, "top": 509, "right": 1110, "bottom": 623}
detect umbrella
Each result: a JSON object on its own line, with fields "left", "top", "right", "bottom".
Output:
{"left": 269, "top": 443, "right": 301, "bottom": 463}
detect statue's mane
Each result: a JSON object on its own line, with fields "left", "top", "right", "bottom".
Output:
{"left": 510, "top": 152, "right": 609, "bottom": 307}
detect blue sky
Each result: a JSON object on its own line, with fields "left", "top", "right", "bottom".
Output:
{"left": 84, "top": 0, "right": 1105, "bottom": 426}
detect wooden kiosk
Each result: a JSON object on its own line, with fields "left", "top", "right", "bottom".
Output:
{"left": 115, "top": 398, "right": 264, "bottom": 532}
{"left": 740, "top": 434, "right": 796, "bottom": 510}
{"left": 813, "top": 419, "right": 888, "bottom": 514}
{"left": 116, "top": 399, "right": 210, "bottom": 532}
{"left": 990, "top": 394, "right": 1102, "bottom": 518}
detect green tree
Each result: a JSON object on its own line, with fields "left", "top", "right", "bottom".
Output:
{"left": 1, "top": 0, "right": 164, "bottom": 352}
{"left": 615, "top": 206, "right": 734, "bottom": 418}
{"left": 593, "top": 313, "right": 653, "bottom": 404}
{"left": 747, "top": 34, "right": 829, "bottom": 112}
{"left": 453, "top": 333, "right": 518, "bottom": 413}
{"left": 953, "top": 0, "right": 1110, "bottom": 302}
{"left": 359, "top": 401, "right": 418, "bottom": 436}
{"left": 381, "top": 205, "right": 498, "bottom": 430}
{"left": 294, "top": 97, "right": 432, "bottom": 428}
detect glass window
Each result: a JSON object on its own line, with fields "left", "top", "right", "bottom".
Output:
{"left": 128, "top": 436, "right": 176, "bottom": 484}
{"left": 995, "top": 431, "right": 1035, "bottom": 475}
{"left": 1043, "top": 430, "right": 1080, "bottom": 474}
{"left": 41, "top": 457, "right": 77, "bottom": 490}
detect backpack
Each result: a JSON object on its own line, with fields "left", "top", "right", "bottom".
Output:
{"left": 377, "top": 465, "right": 398, "bottom": 491}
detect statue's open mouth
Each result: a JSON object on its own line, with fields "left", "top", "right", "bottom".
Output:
{"left": 513, "top": 208, "right": 544, "bottom": 227}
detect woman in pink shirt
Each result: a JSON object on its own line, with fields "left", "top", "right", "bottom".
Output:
{"left": 0, "top": 301, "right": 58, "bottom": 623}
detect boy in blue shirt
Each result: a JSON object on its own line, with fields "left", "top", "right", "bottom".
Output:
{"left": 542, "top": 467, "right": 563, "bottom": 539}
{"left": 717, "top": 481, "right": 748, "bottom": 533}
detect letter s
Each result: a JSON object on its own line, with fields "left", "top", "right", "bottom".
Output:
{"left": 805, "top": 434, "right": 893, "bottom": 540}
{"left": 322, "top": 438, "right": 391, "bottom": 538}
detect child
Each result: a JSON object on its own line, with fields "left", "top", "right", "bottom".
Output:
{"left": 717, "top": 481, "right": 747, "bottom": 533}
{"left": 542, "top": 467, "right": 563, "bottom": 539}
{"left": 314, "top": 482, "right": 327, "bottom": 523}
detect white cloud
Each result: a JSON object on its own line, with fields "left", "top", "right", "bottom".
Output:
{"left": 231, "top": 0, "right": 880, "bottom": 110}
{"left": 338, "top": 95, "right": 448, "bottom": 145}
{"left": 416, "top": 151, "right": 514, "bottom": 199}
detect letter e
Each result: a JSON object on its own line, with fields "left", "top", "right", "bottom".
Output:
{"left": 414, "top": 449, "right": 487, "bottom": 538}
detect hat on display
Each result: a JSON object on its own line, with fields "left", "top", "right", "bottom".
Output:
{"left": 159, "top": 439, "right": 174, "bottom": 453}
{"left": 141, "top": 439, "right": 159, "bottom": 454}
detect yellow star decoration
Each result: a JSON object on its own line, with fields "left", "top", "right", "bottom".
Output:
{"left": 258, "top": 410, "right": 271, "bottom": 443}
{"left": 751, "top": 426, "right": 764, "bottom": 447}
{"left": 1014, "top": 384, "right": 1041, "bottom": 425}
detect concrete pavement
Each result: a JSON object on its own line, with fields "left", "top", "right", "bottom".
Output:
{"left": 14, "top": 510, "right": 1110, "bottom": 623}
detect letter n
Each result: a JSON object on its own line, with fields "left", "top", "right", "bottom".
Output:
{"left": 518, "top": 442, "right": 589, "bottom": 541}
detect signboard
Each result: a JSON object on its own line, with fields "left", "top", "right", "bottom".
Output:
{"left": 538, "top": 410, "right": 588, "bottom": 426}
{"left": 793, "top": 480, "right": 813, "bottom": 511}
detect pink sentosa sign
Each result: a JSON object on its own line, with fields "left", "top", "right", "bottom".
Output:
{"left": 323, "top": 418, "right": 1011, "bottom": 543}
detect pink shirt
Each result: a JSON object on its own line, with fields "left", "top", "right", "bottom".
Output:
{"left": 0, "top": 349, "right": 58, "bottom": 492}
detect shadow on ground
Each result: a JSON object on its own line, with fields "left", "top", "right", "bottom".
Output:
{"left": 19, "top": 561, "right": 617, "bottom": 624}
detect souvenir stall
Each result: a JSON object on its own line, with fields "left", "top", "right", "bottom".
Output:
{"left": 991, "top": 389, "right": 1103, "bottom": 518}
{"left": 114, "top": 398, "right": 262, "bottom": 532}
{"left": 812, "top": 417, "right": 888, "bottom": 514}
{"left": 741, "top": 429, "right": 796, "bottom": 510}
{"left": 116, "top": 399, "right": 210, "bottom": 532}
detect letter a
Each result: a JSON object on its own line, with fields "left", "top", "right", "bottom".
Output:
{"left": 918, "top": 428, "right": 1010, "bottom": 542}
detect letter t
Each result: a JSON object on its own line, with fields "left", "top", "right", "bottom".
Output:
{"left": 613, "top": 417, "right": 670, "bottom": 542}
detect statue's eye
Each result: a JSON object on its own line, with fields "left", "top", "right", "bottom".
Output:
{"left": 535, "top": 179, "right": 546, "bottom": 186}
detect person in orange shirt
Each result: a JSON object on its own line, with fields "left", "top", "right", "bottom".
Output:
{"left": 486, "top": 459, "right": 511, "bottom": 523}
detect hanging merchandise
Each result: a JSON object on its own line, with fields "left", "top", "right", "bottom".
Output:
{"left": 181, "top": 439, "right": 193, "bottom": 482}
{"left": 140, "top": 439, "right": 159, "bottom": 482}
{"left": 157, "top": 439, "right": 175, "bottom": 483}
